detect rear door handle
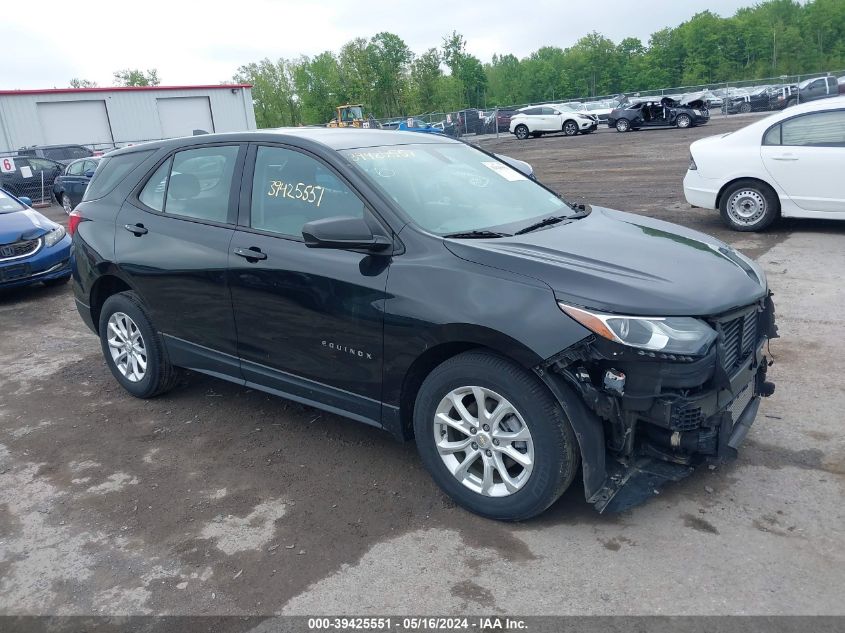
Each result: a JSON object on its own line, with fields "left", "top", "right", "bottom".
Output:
{"left": 233, "top": 247, "right": 267, "bottom": 261}
{"left": 124, "top": 223, "right": 148, "bottom": 235}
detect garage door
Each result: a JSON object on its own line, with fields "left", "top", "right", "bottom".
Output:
{"left": 37, "top": 100, "right": 114, "bottom": 145}
{"left": 157, "top": 97, "right": 214, "bottom": 139}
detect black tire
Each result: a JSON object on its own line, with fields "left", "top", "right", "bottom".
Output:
{"left": 514, "top": 125, "right": 529, "bottom": 140}
{"left": 615, "top": 118, "right": 630, "bottom": 132}
{"left": 739, "top": 102, "right": 752, "bottom": 114}
{"left": 413, "top": 351, "right": 580, "bottom": 521}
{"left": 98, "top": 290, "right": 178, "bottom": 398}
{"left": 719, "top": 179, "right": 780, "bottom": 232}
{"left": 43, "top": 275, "right": 70, "bottom": 287}
{"left": 562, "top": 120, "right": 579, "bottom": 136}
{"left": 676, "top": 113, "right": 692, "bottom": 128}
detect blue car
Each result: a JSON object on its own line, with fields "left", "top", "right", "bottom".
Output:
{"left": 0, "top": 189, "right": 72, "bottom": 290}
{"left": 397, "top": 118, "right": 443, "bottom": 134}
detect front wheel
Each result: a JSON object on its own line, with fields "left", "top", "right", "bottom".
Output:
{"left": 676, "top": 113, "right": 692, "bottom": 128}
{"left": 615, "top": 118, "right": 630, "bottom": 132}
{"left": 413, "top": 351, "right": 579, "bottom": 520}
{"left": 719, "top": 180, "right": 780, "bottom": 232}
{"left": 563, "top": 120, "right": 579, "bottom": 136}
{"left": 739, "top": 102, "right": 752, "bottom": 114}
{"left": 98, "top": 291, "right": 178, "bottom": 398}
{"left": 514, "top": 125, "right": 529, "bottom": 140}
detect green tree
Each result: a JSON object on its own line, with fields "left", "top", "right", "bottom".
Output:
{"left": 409, "top": 48, "right": 443, "bottom": 112}
{"left": 367, "top": 32, "right": 413, "bottom": 117}
{"left": 69, "top": 78, "right": 97, "bottom": 88}
{"left": 113, "top": 69, "right": 160, "bottom": 86}
{"left": 233, "top": 58, "right": 299, "bottom": 128}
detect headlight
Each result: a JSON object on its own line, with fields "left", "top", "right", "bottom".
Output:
{"left": 558, "top": 303, "right": 717, "bottom": 356}
{"left": 43, "top": 225, "right": 66, "bottom": 247}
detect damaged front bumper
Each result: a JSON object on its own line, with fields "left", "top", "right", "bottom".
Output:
{"left": 537, "top": 293, "right": 777, "bottom": 513}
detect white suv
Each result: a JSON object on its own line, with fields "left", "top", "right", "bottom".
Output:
{"left": 509, "top": 106, "right": 598, "bottom": 140}
{"left": 684, "top": 95, "right": 845, "bottom": 231}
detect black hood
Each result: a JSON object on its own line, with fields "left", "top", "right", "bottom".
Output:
{"left": 444, "top": 207, "right": 766, "bottom": 317}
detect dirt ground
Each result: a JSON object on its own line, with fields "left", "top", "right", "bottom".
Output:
{"left": 1, "top": 116, "right": 844, "bottom": 619}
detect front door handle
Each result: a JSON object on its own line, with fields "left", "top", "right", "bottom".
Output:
{"left": 124, "top": 223, "right": 148, "bottom": 236}
{"left": 771, "top": 155, "right": 798, "bottom": 161}
{"left": 233, "top": 246, "right": 267, "bottom": 261}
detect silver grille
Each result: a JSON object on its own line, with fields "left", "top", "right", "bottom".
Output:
{"left": 0, "top": 237, "right": 41, "bottom": 261}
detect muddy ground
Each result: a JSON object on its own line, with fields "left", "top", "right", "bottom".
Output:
{"left": 1, "top": 115, "right": 843, "bottom": 619}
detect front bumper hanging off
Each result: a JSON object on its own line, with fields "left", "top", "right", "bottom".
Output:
{"left": 537, "top": 295, "right": 778, "bottom": 513}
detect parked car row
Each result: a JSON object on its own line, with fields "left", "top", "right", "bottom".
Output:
{"left": 509, "top": 105, "right": 599, "bottom": 139}
{"left": 724, "top": 76, "right": 841, "bottom": 115}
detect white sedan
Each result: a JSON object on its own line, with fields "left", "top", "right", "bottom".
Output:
{"left": 684, "top": 96, "right": 845, "bottom": 231}
{"left": 509, "top": 105, "right": 598, "bottom": 140}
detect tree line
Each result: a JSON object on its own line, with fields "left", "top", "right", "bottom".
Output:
{"left": 70, "top": 0, "right": 844, "bottom": 127}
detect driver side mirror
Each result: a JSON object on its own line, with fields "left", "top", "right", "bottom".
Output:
{"left": 302, "top": 216, "right": 392, "bottom": 252}
{"left": 84, "top": 170, "right": 96, "bottom": 178}
{"left": 18, "top": 196, "right": 33, "bottom": 207}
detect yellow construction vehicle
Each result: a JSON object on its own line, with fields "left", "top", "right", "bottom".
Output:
{"left": 326, "top": 104, "right": 372, "bottom": 128}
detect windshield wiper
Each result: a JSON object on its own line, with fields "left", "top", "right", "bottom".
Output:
{"left": 514, "top": 215, "right": 567, "bottom": 235}
{"left": 443, "top": 230, "right": 512, "bottom": 239}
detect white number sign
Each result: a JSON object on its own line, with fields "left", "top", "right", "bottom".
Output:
{"left": 1, "top": 157, "right": 16, "bottom": 173}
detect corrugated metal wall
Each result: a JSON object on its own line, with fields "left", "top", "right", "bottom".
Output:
{"left": 0, "top": 87, "right": 256, "bottom": 153}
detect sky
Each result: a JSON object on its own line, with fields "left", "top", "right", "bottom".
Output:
{"left": 1, "top": 0, "right": 757, "bottom": 90}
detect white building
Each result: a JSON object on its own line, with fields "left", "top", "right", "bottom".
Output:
{"left": 0, "top": 84, "right": 256, "bottom": 154}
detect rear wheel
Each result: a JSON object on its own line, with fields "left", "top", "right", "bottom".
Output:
{"left": 413, "top": 351, "right": 579, "bottom": 520}
{"left": 563, "top": 120, "right": 578, "bottom": 136}
{"left": 676, "top": 113, "right": 692, "bottom": 128}
{"left": 739, "top": 102, "right": 752, "bottom": 114}
{"left": 514, "top": 125, "right": 529, "bottom": 140}
{"left": 98, "top": 291, "right": 178, "bottom": 398}
{"left": 719, "top": 180, "right": 780, "bottom": 232}
{"left": 615, "top": 118, "right": 630, "bottom": 132}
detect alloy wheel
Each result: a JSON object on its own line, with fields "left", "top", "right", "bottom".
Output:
{"left": 433, "top": 386, "right": 534, "bottom": 497}
{"left": 616, "top": 119, "right": 629, "bottom": 132}
{"left": 564, "top": 121, "right": 578, "bottom": 136}
{"left": 727, "top": 189, "right": 766, "bottom": 226}
{"left": 62, "top": 194, "right": 72, "bottom": 214}
{"left": 106, "top": 312, "right": 147, "bottom": 382}
{"left": 677, "top": 114, "right": 691, "bottom": 128}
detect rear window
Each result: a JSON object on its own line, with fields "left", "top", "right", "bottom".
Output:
{"left": 83, "top": 150, "right": 153, "bottom": 201}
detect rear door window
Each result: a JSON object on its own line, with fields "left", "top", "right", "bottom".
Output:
{"left": 67, "top": 161, "right": 85, "bottom": 176}
{"left": 781, "top": 111, "right": 845, "bottom": 147}
{"left": 164, "top": 146, "right": 239, "bottom": 223}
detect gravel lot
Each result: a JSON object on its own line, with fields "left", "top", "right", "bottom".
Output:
{"left": 1, "top": 116, "right": 844, "bottom": 618}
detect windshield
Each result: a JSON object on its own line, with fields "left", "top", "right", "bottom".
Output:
{"left": 0, "top": 189, "right": 26, "bottom": 214}
{"left": 341, "top": 143, "right": 573, "bottom": 235}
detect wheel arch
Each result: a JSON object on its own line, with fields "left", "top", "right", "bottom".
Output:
{"left": 715, "top": 176, "right": 780, "bottom": 211}
{"left": 396, "top": 331, "right": 543, "bottom": 441}
{"left": 88, "top": 273, "right": 134, "bottom": 334}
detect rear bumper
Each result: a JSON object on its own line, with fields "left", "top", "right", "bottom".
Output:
{"left": 683, "top": 170, "right": 719, "bottom": 209}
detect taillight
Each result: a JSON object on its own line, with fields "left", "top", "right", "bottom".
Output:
{"left": 68, "top": 209, "right": 83, "bottom": 236}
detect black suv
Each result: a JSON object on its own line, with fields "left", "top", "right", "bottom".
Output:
{"left": 70, "top": 129, "right": 776, "bottom": 520}
{"left": 18, "top": 144, "right": 95, "bottom": 166}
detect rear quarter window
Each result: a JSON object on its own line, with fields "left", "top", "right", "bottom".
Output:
{"left": 83, "top": 150, "right": 154, "bottom": 201}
